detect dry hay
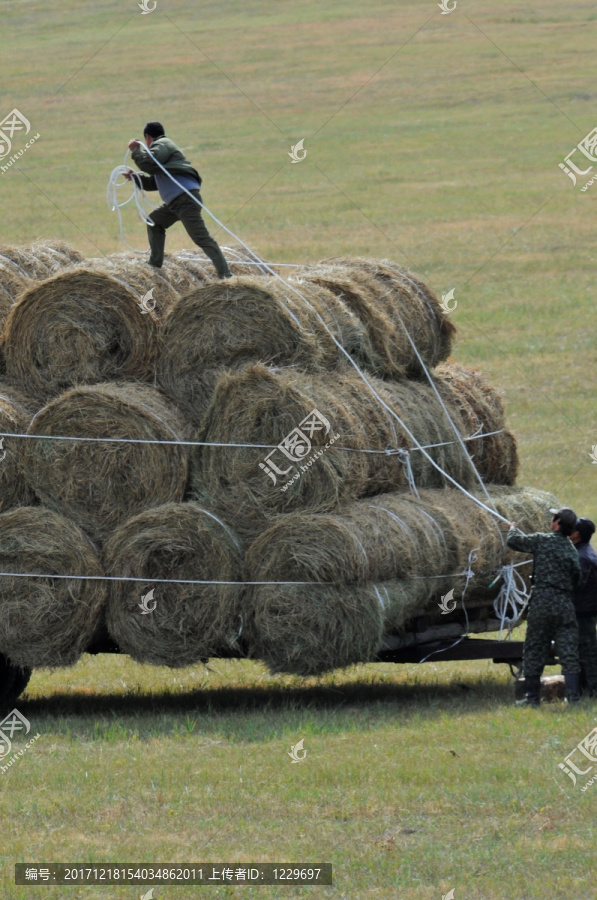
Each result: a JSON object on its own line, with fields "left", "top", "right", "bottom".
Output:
{"left": 104, "top": 502, "right": 244, "bottom": 667}
{"left": 189, "top": 364, "right": 500, "bottom": 540}
{"left": 190, "top": 365, "right": 368, "bottom": 540}
{"left": 172, "top": 249, "right": 218, "bottom": 284}
{"left": 435, "top": 361, "right": 519, "bottom": 484}
{"left": 242, "top": 486, "right": 556, "bottom": 675}
{"left": 21, "top": 382, "right": 190, "bottom": 544}
{"left": 488, "top": 484, "right": 555, "bottom": 534}
{"left": 0, "top": 506, "right": 106, "bottom": 667}
{"left": 157, "top": 275, "right": 381, "bottom": 426}
{"left": 0, "top": 241, "right": 84, "bottom": 313}
{"left": 0, "top": 383, "right": 37, "bottom": 513}
{"left": 86, "top": 255, "right": 182, "bottom": 320}
{"left": 294, "top": 255, "right": 455, "bottom": 378}
{"left": 2, "top": 269, "right": 160, "bottom": 397}
{"left": 220, "top": 246, "right": 274, "bottom": 276}
{"left": 175, "top": 246, "right": 267, "bottom": 278}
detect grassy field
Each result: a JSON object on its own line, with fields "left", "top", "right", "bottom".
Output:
{"left": 2, "top": 0, "right": 597, "bottom": 897}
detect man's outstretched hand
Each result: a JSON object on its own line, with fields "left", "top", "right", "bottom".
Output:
{"left": 128, "top": 138, "right": 141, "bottom": 151}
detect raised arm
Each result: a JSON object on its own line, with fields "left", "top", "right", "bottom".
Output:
{"left": 506, "top": 525, "right": 538, "bottom": 554}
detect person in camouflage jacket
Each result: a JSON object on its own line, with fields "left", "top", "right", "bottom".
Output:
{"left": 126, "top": 121, "right": 231, "bottom": 279}
{"left": 507, "top": 506, "right": 581, "bottom": 706}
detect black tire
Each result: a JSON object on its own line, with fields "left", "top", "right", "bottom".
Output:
{"left": 0, "top": 653, "right": 31, "bottom": 708}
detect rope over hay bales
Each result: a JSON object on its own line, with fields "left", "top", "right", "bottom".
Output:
{"left": 156, "top": 275, "right": 382, "bottom": 426}
{"left": 175, "top": 246, "right": 266, "bottom": 278}
{"left": 190, "top": 364, "right": 367, "bottom": 539}
{"left": 295, "top": 255, "right": 455, "bottom": 378}
{"left": 0, "top": 506, "right": 106, "bottom": 668}
{"left": 242, "top": 486, "right": 556, "bottom": 675}
{"left": 435, "top": 361, "right": 519, "bottom": 485}
{"left": 105, "top": 502, "right": 244, "bottom": 667}
{"left": 0, "top": 382, "right": 36, "bottom": 513}
{"left": 190, "top": 364, "right": 495, "bottom": 540}
{"left": 21, "top": 382, "right": 190, "bottom": 544}
{"left": 2, "top": 270, "right": 160, "bottom": 397}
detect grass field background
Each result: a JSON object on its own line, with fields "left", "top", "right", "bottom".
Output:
{"left": 2, "top": 0, "right": 597, "bottom": 897}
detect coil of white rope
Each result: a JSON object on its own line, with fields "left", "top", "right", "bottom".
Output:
{"left": 491, "top": 562, "right": 532, "bottom": 639}
{"left": 106, "top": 151, "right": 158, "bottom": 252}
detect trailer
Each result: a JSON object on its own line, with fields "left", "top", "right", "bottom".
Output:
{"left": 0, "top": 612, "right": 557, "bottom": 708}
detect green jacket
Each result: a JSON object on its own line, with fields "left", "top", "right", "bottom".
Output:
{"left": 131, "top": 136, "right": 201, "bottom": 191}
{"left": 507, "top": 528, "right": 581, "bottom": 595}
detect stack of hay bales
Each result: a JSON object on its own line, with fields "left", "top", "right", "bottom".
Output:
{"left": 0, "top": 245, "right": 548, "bottom": 678}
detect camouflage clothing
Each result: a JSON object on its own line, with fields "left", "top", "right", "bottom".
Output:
{"left": 507, "top": 528, "right": 581, "bottom": 678}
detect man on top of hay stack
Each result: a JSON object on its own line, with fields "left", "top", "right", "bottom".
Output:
{"left": 125, "top": 122, "right": 232, "bottom": 279}
{"left": 570, "top": 517, "right": 597, "bottom": 697}
{"left": 507, "top": 506, "right": 581, "bottom": 707}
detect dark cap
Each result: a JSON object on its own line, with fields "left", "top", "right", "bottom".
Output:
{"left": 143, "top": 121, "right": 165, "bottom": 139}
{"left": 549, "top": 507, "right": 578, "bottom": 531}
{"left": 575, "top": 517, "right": 595, "bottom": 543}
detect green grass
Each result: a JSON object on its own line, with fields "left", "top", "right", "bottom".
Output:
{"left": 2, "top": 0, "right": 597, "bottom": 896}
{"left": 4, "top": 656, "right": 597, "bottom": 899}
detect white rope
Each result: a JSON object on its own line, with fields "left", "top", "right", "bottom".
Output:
{"left": 0, "top": 571, "right": 332, "bottom": 586}
{"left": 397, "top": 449, "right": 419, "bottom": 498}
{"left": 417, "top": 546, "right": 479, "bottom": 664}
{"left": 392, "top": 289, "right": 504, "bottom": 542}
{"left": 106, "top": 152, "right": 158, "bottom": 253}
{"left": 107, "top": 140, "right": 513, "bottom": 532}
{"left": 0, "top": 429, "right": 504, "bottom": 454}
{"left": 492, "top": 562, "right": 532, "bottom": 639}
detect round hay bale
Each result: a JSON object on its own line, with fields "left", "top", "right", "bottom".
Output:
{"left": 372, "top": 377, "right": 475, "bottom": 495}
{"left": 490, "top": 485, "right": 557, "bottom": 535}
{"left": 190, "top": 365, "right": 479, "bottom": 540}
{"left": 104, "top": 502, "right": 244, "bottom": 667}
{"left": 21, "top": 382, "right": 190, "bottom": 543}
{"left": 28, "top": 240, "right": 84, "bottom": 273}
{"left": 0, "top": 506, "right": 106, "bottom": 667}
{"left": 0, "top": 252, "right": 30, "bottom": 312}
{"left": 245, "top": 582, "right": 384, "bottom": 676}
{"left": 434, "top": 361, "right": 519, "bottom": 484}
{"left": 242, "top": 485, "right": 549, "bottom": 674}
{"left": 157, "top": 274, "right": 380, "bottom": 425}
{"left": 0, "top": 383, "right": 37, "bottom": 513}
{"left": 296, "top": 256, "right": 455, "bottom": 377}
{"left": 189, "top": 365, "right": 370, "bottom": 540}
{"left": 244, "top": 489, "right": 467, "bottom": 587}
{"left": 2, "top": 269, "right": 160, "bottom": 397}
{"left": 0, "top": 242, "right": 84, "bottom": 329}
{"left": 86, "top": 255, "right": 181, "bottom": 321}
{"left": 0, "top": 246, "right": 52, "bottom": 281}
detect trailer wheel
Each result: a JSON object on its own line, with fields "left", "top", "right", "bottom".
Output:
{"left": 0, "top": 653, "right": 32, "bottom": 709}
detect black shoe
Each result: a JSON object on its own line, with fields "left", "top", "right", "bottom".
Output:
{"left": 515, "top": 675, "right": 541, "bottom": 707}
{"left": 564, "top": 673, "right": 581, "bottom": 704}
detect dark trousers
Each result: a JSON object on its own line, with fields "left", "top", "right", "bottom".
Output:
{"left": 523, "top": 607, "right": 580, "bottom": 678}
{"left": 147, "top": 190, "right": 231, "bottom": 278}
{"left": 577, "top": 615, "right": 597, "bottom": 694}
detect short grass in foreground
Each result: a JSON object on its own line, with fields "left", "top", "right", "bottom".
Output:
{"left": 1, "top": 647, "right": 595, "bottom": 900}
